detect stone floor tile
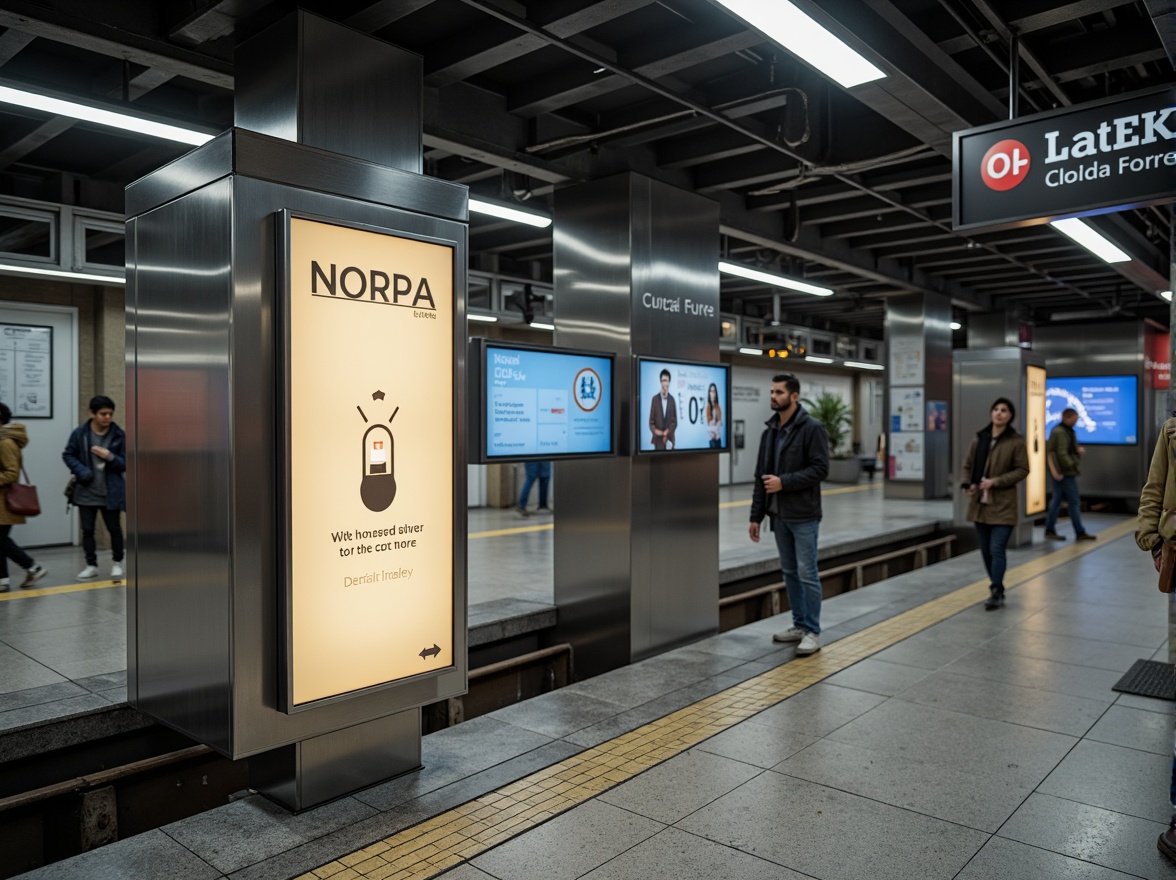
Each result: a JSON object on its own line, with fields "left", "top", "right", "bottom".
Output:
{"left": 956, "top": 834, "right": 1146, "bottom": 880}
{"left": 1037, "top": 739, "right": 1172, "bottom": 822}
{"left": 580, "top": 826, "right": 810, "bottom": 880}
{"left": 598, "top": 750, "right": 762, "bottom": 825}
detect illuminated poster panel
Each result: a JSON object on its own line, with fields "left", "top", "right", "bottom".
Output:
{"left": 1025, "top": 365, "right": 1047, "bottom": 516}
{"left": 636, "top": 358, "right": 730, "bottom": 453}
{"left": 282, "top": 214, "right": 454, "bottom": 708}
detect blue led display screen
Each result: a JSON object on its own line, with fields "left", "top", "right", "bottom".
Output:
{"left": 1045, "top": 375, "right": 1138, "bottom": 445}
{"left": 637, "top": 358, "right": 729, "bottom": 453}
{"left": 484, "top": 344, "right": 613, "bottom": 458}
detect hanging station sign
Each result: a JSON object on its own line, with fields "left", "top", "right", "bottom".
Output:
{"left": 279, "top": 212, "right": 456, "bottom": 710}
{"left": 953, "top": 86, "right": 1176, "bottom": 231}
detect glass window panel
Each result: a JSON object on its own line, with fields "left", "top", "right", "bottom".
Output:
{"left": 84, "top": 227, "right": 125, "bottom": 267}
{"left": 0, "top": 214, "right": 52, "bottom": 260}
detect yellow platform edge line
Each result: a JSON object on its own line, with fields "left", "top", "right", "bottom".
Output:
{"left": 300, "top": 517, "right": 1135, "bottom": 880}
{"left": 0, "top": 578, "right": 121, "bottom": 601}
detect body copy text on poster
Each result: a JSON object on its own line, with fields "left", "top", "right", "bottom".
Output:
{"left": 287, "top": 216, "right": 454, "bottom": 706}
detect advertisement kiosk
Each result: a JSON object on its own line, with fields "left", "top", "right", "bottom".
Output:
{"left": 124, "top": 14, "right": 467, "bottom": 811}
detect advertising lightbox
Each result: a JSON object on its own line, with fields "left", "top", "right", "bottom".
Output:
{"left": 636, "top": 357, "right": 730, "bottom": 453}
{"left": 1046, "top": 375, "right": 1138, "bottom": 445}
{"left": 280, "top": 213, "right": 456, "bottom": 709}
{"left": 474, "top": 340, "right": 615, "bottom": 462}
{"left": 1025, "top": 365, "right": 1047, "bottom": 515}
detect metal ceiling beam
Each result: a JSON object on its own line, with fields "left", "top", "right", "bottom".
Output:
{"left": 345, "top": 0, "right": 439, "bottom": 32}
{"left": 966, "top": 0, "right": 1071, "bottom": 106}
{"left": 425, "top": 0, "right": 654, "bottom": 87}
{"left": 0, "top": 3, "right": 234, "bottom": 88}
{"left": 939, "top": 0, "right": 1140, "bottom": 54}
{"left": 0, "top": 27, "right": 34, "bottom": 65}
{"left": 168, "top": 0, "right": 272, "bottom": 46}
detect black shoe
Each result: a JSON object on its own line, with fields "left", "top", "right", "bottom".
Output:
{"left": 984, "top": 590, "right": 1005, "bottom": 611}
{"left": 1075, "top": 532, "right": 1097, "bottom": 542}
{"left": 1159, "top": 816, "right": 1176, "bottom": 862}
{"left": 516, "top": 506, "right": 529, "bottom": 517}
{"left": 1043, "top": 530, "right": 1065, "bottom": 541}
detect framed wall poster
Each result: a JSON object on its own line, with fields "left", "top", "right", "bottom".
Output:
{"left": 0, "top": 323, "right": 52, "bottom": 418}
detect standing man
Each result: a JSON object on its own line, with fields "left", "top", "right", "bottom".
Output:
{"left": 1043, "top": 407, "right": 1096, "bottom": 542}
{"left": 648, "top": 368, "right": 677, "bottom": 450}
{"left": 63, "top": 395, "right": 126, "bottom": 579}
{"left": 749, "top": 374, "right": 829, "bottom": 655}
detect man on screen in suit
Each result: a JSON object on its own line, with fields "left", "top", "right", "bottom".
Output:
{"left": 648, "top": 368, "right": 677, "bottom": 450}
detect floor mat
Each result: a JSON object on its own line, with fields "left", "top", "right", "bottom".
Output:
{"left": 1112, "top": 658, "right": 1176, "bottom": 701}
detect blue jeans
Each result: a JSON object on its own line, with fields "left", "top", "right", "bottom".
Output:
{"left": 975, "top": 522, "right": 1013, "bottom": 593}
{"left": 518, "top": 461, "right": 551, "bottom": 509}
{"left": 772, "top": 518, "right": 822, "bottom": 635}
{"left": 1043, "top": 475, "right": 1086, "bottom": 536}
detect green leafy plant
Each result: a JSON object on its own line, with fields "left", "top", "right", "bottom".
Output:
{"left": 801, "top": 392, "right": 854, "bottom": 458}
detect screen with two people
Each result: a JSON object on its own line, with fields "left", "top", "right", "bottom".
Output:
{"left": 637, "top": 358, "right": 729, "bottom": 454}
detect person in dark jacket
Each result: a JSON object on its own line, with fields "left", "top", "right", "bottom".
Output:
{"left": 1043, "top": 407, "right": 1096, "bottom": 541}
{"left": 749, "top": 374, "right": 829, "bottom": 655}
{"left": 961, "top": 397, "right": 1030, "bottom": 610}
{"left": 63, "top": 395, "right": 126, "bottom": 580}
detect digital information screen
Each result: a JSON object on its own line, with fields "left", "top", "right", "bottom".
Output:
{"left": 637, "top": 358, "right": 730, "bottom": 453}
{"left": 1045, "top": 375, "right": 1138, "bottom": 445}
{"left": 484, "top": 344, "right": 613, "bottom": 459}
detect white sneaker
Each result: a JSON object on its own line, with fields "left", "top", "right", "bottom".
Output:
{"left": 796, "top": 632, "right": 821, "bottom": 655}
{"left": 111, "top": 562, "right": 124, "bottom": 579}
{"left": 77, "top": 565, "right": 99, "bottom": 580}
{"left": 0, "top": 578, "right": 8, "bottom": 592}
{"left": 772, "top": 626, "right": 805, "bottom": 644}
{"left": 20, "top": 565, "right": 46, "bottom": 588}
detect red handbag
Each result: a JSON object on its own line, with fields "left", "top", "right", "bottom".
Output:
{"left": 5, "top": 467, "right": 40, "bottom": 517}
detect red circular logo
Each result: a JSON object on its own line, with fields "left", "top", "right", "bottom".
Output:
{"left": 980, "top": 139, "right": 1031, "bottom": 191}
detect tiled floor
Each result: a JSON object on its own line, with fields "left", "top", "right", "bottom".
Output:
{"left": 18, "top": 512, "right": 1172, "bottom": 880}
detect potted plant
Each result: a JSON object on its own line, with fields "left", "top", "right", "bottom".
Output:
{"left": 801, "top": 392, "right": 862, "bottom": 483}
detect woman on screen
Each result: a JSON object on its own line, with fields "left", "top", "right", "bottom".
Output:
{"left": 961, "top": 397, "right": 1029, "bottom": 610}
{"left": 706, "top": 383, "right": 723, "bottom": 449}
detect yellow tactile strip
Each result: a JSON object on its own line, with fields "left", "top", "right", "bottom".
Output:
{"left": 299, "top": 518, "right": 1136, "bottom": 880}
{"left": 0, "top": 578, "right": 121, "bottom": 601}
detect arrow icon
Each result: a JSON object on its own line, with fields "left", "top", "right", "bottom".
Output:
{"left": 419, "top": 644, "right": 441, "bottom": 660}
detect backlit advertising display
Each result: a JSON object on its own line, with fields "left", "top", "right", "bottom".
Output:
{"left": 1025, "top": 365, "right": 1046, "bottom": 515}
{"left": 480, "top": 341, "right": 614, "bottom": 461}
{"left": 636, "top": 357, "right": 730, "bottom": 453}
{"left": 1046, "top": 375, "right": 1138, "bottom": 445}
{"left": 281, "top": 213, "right": 455, "bottom": 708}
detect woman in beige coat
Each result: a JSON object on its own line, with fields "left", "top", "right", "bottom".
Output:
{"left": 961, "top": 397, "right": 1029, "bottom": 610}
{"left": 0, "top": 402, "right": 46, "bottom": 591}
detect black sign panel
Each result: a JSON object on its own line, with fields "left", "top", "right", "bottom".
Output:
{"left": 954, "top": 86, "right": 1176, "bottom": 232}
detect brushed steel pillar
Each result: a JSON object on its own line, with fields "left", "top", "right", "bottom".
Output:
{"left": 884, "top": 292, "right": 952, "bottom": 500}
{"left": 553, "top": 174, "right": 719, "bottom": 678}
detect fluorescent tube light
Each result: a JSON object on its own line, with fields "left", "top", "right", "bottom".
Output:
{"left": 0, "top": 263, "right": 125, "bottom": 285}
{"left": 468, "top": 313, "right": 499, "bottom": 323}
{"left": 843, "top": 361, "right": 884, "bottom": 371}
{"left": 950, "top": 321, "right": 962, "bottom": 330}
{"left": 804, "top": 356, "right": 834, "bottom": 364}
{"left": 0, "top": 84, "right": 214, "bottom": 146}
{"left": 1049, "top": 218, "right": 1130, "bottom": 264}
{"left": 739, "top": 347, "right": 764, "bottom": 356}
{"left": 529, "top": 321, "right": 555, "bottom": 330}
{"left": 1160, "top": 290, "right": 1172, "bottom": 302}
{"left": 713, "top": 1, "right": 885, "bottom": 88}
{"left": 469, "top": 198, "right": 552, "bottom": 228}
{"left": 719, "top": 261, "right": 833, "bottom": 297}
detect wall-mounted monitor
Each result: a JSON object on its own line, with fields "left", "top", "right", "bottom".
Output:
{"left": 636, "top": 357, "right": 730, "bottom": 453}
{"left": 470, "top": 339, "right": 615, "bottom": 462}
{"left": 1045, "top": 375, "right": 1138, "bottom": 445}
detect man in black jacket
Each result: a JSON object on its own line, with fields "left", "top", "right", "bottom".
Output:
{"left": 749, "top": 374, "right": 829, "bottom": 655}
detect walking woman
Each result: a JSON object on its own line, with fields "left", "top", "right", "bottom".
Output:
{"left": 1133, "top": 417, "right": 1176, "bottom": 863}
{"left": 0, "top": 402, "right": 46, "bottom": 591}
{"left": 961, "top": 397, "right": 1029, "bottom": 610}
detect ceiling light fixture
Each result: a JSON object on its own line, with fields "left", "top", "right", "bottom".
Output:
{"left": 468, "top": 313, "right": 499, "bottom": 323}
{"left": 529, "top": 321, "right": 555, "bottom": 330}
{"left": 739, "top": 347, "right": 764, "bottom": 356}
{"left": 718, "top": 261, "right": 833, "bottom": 297}
{"left": 0, "top": 83, "right": 215, "bottom": 146}
{"left": 469, "top": 198, "right": 552, "bottom": 228}
{"left": 1160, "top": 290, "right": 1172, "bottom": 302}
{"left": 0, "top": 263, "right": 125, "bottom": 285}
{"left": 1049, "top": 218, "right": 1131, "bottom": 264}
{"left": 843, "top": 361, "right": 884, "bottom": 371}
{"left": 950, "top": 321, "right": 962, "bottom": 330}
{"left": 712, "top": 1, "right": 885, "bottom": 88}
{"left": 804, "top": 356, "right": 834, "bottom": 364}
